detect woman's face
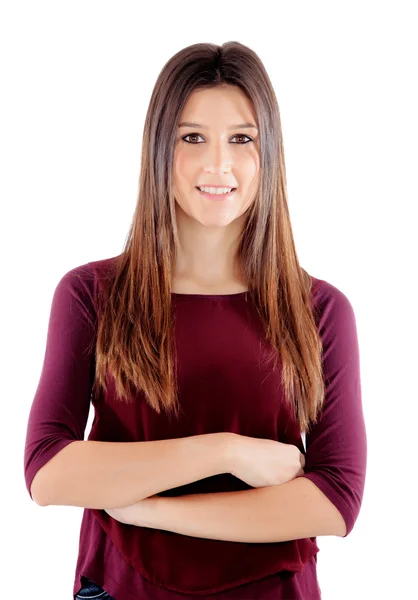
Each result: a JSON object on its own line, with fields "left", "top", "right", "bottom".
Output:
{"left": 173, "top": 84, "right": 260, "bottom": 229}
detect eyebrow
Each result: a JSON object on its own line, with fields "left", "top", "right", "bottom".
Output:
{"left": 178, "top": 121, "right": 258, "bottom": 130}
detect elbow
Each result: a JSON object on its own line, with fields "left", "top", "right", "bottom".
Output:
{"left": 320, "top": 495, "right": 348, "bottom": 537}
{"left": 324, "top": 497, "right": 349, "bottom": 537}
{"left": 338, "top": 500, "right": 364, "bottom": 538}
{"left": 29, "top": 468, "right": 52, "bottom": 507}
{"left": 301, "top": 472, "right": 362, "bottom": 539}
{"left": 30, "top": 478, "right": 45, "bottom": 506}
{"left": 335, "top": 514, "right": 347, "bottom": 537}
{"left": 32, "top": 495, "right": 48, "bottom": 507}
{"left": 31, "top": 490, "right": 49, "bottom": 507}
{"left": 25, "top": 440, "right": 78, "bottom": 506}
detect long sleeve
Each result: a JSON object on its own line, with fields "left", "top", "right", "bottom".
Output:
{"left": 23, "top": 264, "right": 97, "bottom": 500}
{"left": 302, "top": 281, "right": 368, "bottom": 537}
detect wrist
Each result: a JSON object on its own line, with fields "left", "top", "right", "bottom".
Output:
{"left": 135, "top": 495, "right": 164, "bottom": 528}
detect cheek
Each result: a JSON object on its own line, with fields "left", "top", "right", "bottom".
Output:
{"left": 237, "top": 151, "right": 259, "bottom": 184}
{"left": 174, "top": 150, "right": 194, "bottom": 184}
{"left": 247, "top": 148, "right": 260, "bottom": 173}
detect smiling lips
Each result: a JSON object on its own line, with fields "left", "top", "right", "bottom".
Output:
{"left": 196, "top": 187, "right": 237, "bottom": 200}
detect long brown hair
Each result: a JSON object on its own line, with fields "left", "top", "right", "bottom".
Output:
{"left": 92, "top": 41, "right": 325, "bottom": 434}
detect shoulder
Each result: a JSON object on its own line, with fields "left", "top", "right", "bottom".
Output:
{"left": 309, "top": 274, "right": 358, "bottom": 335}
{"left": 64, "top": 254, "right": 119, "bottom": 283}
{"left": 58, "top": 254, "right": 120, "bottom": 293}
{"left": 310, "top": 274, "right": 355, "bottom": 310}
{"left": 53, "top": 254, "right": 121, "bottom": 322}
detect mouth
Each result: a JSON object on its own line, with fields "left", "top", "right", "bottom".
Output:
{"left": 195, "top": 186, "right": 237, "bottom": 200}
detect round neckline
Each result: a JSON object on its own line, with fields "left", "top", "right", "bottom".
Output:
{"left": 171, "top": 291, "right": 249, "bottom": 298}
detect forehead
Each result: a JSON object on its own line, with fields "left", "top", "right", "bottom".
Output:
{"left": 179, "top": 86, "right": 258, "bottom": 129}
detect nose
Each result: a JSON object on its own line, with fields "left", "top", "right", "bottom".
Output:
{"left": 202, "top": 140, "right": 233, "bottom": 174}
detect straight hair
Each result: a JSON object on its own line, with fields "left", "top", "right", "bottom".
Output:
{"left": 91, "top": 41, "right": 325, "bottom": 434}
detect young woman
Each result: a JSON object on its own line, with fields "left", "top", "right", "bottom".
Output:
{"left": 24, "top": 41, "right": 367, "bottom": 600}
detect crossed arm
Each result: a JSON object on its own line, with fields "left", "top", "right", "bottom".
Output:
{"left": 105, "top": 476, "right": 347, "bottom": 543}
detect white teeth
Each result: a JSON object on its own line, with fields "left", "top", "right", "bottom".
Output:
{"left": 198, "top": 186, "right": 233, "bottom": 194}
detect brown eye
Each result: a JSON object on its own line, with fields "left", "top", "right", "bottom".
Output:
{"left": 182, "top": 133, "right": 253, "bottom": 144}
{"left": 182, "top": 133, "right": 203, "bottom": 143}
{"left": 232, "top": 134, "right": 252, "bottom": 144}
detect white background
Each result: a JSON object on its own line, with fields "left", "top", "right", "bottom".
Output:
{"left": 2, "top": 1, "right": 417, "bottom": 598}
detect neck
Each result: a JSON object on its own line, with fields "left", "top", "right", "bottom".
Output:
{"left": 174, "top": 206, "right": 246, "bottom": 285}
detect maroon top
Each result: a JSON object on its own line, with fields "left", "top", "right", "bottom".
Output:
{"left": 24, "top": 256, "right": 367, "bottom": 599}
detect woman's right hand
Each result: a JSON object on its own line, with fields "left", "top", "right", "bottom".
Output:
{"left": 226, "top": 433, "right": 305, "bottom": 488}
